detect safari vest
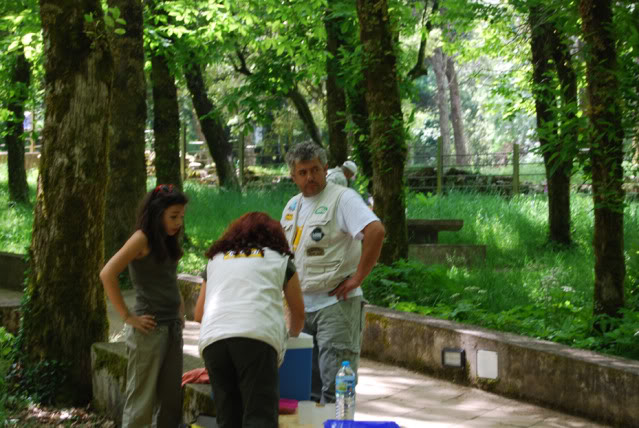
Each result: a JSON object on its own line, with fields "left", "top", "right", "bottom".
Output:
{"left": 281, "top": 183, "right": 362, "bottom": 293}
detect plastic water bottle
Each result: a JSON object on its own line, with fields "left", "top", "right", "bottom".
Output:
{"left": 335, "top": 360, "right": 356, "bottom": 420}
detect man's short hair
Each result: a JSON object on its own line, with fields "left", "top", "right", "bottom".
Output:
{"left": 285, "top": 141, "right": 327, "bottom": 173}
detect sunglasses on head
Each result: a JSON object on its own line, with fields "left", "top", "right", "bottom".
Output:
{"left": 154, "top": 184, "right": 174, "bottom": 195}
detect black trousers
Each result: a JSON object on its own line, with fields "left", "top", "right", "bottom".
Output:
{"left": 202, "top": 338, "right": 279, "bottom": 428}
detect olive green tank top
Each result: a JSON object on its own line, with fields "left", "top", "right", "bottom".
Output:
{"left": 128, "top": 252, "right": 181, "bottom": 324}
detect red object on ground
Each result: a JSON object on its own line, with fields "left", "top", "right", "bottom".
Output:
{"left": 279, "top": 398, "right": 298, "bottom": 414}
{"left": 181, "top": 367, "right": 210, "bottom": 387}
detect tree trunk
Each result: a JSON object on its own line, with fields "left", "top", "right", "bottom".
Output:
{"left": 445, "top": 56, "right": 469, "bottom": 166}
{"left": 6, "top": 50, "right": 30, "bottom": 204}
{"left": 344, "top": 33, "right": 372, "bottom": 180}
{"left": 579, "top": 0, "right": 625, "bottom": 319}
{"left": 548, "top": 20, "right": 578, "bottom": 246}
{"left": 347, "top": 79, "right": 373, "bottom": 180}
{"left": 183, "top": 63, "right": 239, "bottom": 189}
{"left": 104, "top": 0, "right": 147, "bottom": 262}
{"left": 431, "top": 48, "right": 452, "bottom": 167}
{"left": 23, "top": 0, "right": 112, "bottom": 404}
{"left": 286, "top": 86, "right": 323, "bottom": 147}
{"left": 325, "top": 1, "right": 348, "bottom": 166}
{"left": 357, "top": 0, "right": 407, "bottom": 263}
{"left": 150, "top": 52, "right": 182, "bottom": 188}
{"left": 529, "top": 6, "right": 572, "bottom": 247}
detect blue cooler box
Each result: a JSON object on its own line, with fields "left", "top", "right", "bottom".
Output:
{"left": 279, "top": 332, "right": 313, "bottom": 401}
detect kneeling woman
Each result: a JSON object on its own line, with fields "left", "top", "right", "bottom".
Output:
{"left": 194, "top": 212, "right": 305, "bottom": 428}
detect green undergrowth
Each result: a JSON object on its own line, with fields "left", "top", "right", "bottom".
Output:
{"left": 1, "top": 166, "right": 638, "bottom": 360}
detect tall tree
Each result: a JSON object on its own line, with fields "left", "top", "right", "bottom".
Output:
{"left": 104, "top": 0, "right": 147, "bottom": 261}
{"left": 446, "top": 56, "right": 469, "bottom": 166}
{"left": 529, "top": 5, "right": 574, "bottom": 246}
{"left": 183, "top": 62, "right": 239, "bottom": 189}
{"left": 357, "top": 0, "right": 407, "bottom": 263}
{"left": 6, "top": 50, "right": 30, "bottom": 204}
{"left": 431, "top": 48, "right": 452, "bottom": 166}
{"left": 579, "top": 0, "right": 625, "bottom": 319}
{"left": 348, "top": 78, "right": 373, "bottom": 179}
{"left": 547, "top": 15, "right": 578, "bottom": 246}
{"left": 22, "top": 0, "right": 112, "bottom": 404}
{"left": 147, "top": 0, "right": 181, "bottom": 188}
{"left": 325, "top": 0, "right": 348, "bottom": 166}
{"left": 150, "top": 52, "right": 181, "bottom": 188}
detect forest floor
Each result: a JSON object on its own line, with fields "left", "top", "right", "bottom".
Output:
{"left": 6, "top": 404, "right": 115, "bottom": 427}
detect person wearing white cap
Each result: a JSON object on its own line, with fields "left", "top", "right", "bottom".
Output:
{"left": 326, "top": 160, "right": 358, "bottom": 187}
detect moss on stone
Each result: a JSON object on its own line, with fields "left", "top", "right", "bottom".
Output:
{"left": 93, "top": 345, "right": 127, "bottom": 393}
{"left": 183, "top": 385, "right": 216, "bottom": 420}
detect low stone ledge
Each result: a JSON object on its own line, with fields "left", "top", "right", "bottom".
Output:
{"left": 0, "top": 289, "right": 23, "bottom": 335}
{"left": 183, "top": 383, "right": 215, "bottom": 425}
{"left": 409, "top": 243, "right": 486, "bottom": 266}
{"left": 91, "top": 341, "right": 213, "bottom": 426}
{"left": 91, "top": 342, "right": 127, "bottom": 426}
{"left": 177, "top": 273, "right": 202, "bottom": 321}
{"left": 0, "top": 251, "right": 27, "bottom": 291}
{"left": 362, "top": 305, "right": 639, "bottom": 427}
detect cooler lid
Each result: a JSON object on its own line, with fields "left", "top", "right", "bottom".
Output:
{"left": 286, "top": 331, "right": 313, "bottom": 349}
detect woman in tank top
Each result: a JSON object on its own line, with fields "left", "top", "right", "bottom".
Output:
{"left": 100, "top": 184, "right": 188, "bottom": 428}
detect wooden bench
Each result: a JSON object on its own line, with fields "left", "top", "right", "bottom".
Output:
{"left": 407, "top": 219, "right": 464, "bottom": 244}
{"left": 406, "top": 219, "right": 486, "bottom": 266}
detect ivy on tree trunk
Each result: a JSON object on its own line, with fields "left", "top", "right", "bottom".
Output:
{"left": 579, "top": 0, "right": 625, "bottom": 319}
{"left": 357, "top": 0, "right": 407, "bottom": 264}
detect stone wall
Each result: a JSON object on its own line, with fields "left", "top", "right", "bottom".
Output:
{"left": 362, "top": 305, "right": 639, "bottom": 427}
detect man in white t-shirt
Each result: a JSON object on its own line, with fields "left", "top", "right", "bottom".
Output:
{"left": 326, "top": 160, "right": 357, "bottom": 187}
{"left": 280, "top": 142, "right": 385, "bottom": 404}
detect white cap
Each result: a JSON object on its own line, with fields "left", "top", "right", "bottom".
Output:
{"left": 342, "top": 160, "right": 357, "bottom": 176}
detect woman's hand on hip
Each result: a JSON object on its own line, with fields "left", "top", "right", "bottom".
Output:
{"left": 126, "top": 314, "right": 156, "bottom": 334}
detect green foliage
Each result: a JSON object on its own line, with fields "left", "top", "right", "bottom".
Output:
{"left": 363, "top": 259, "right": 462, "bottom": 308}
{"left": 0, "top": 327, "right": 15, "bottom": 423}
{"left": 6, "top": 359, "right": 70, "bottom": 406}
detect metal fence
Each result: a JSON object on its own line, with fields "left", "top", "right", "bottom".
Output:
{"left": 406, "top": 140, "right": 546, "bottom": 195}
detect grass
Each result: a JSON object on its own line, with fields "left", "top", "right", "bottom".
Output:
{"left": 0, "top": 167, "right": 37, "bottom": 254}
{"left": 1, "top": 164, "right": 638, "bottom": 360}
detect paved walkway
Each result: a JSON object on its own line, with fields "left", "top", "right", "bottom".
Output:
{"left": 107, "top": 291, "right": 608, "bottom": 428}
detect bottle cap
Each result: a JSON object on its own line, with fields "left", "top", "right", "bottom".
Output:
{"left": 342, "top": 361, "right": 350, "bottom": 366}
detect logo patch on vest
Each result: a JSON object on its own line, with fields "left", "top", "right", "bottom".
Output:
{"left": 314, "top": 206, "right": 328, "bottom": 215}
{"left": 289, "top": 200, "right": 298, "bottom": 211}
{"left": 307, "top": 247, "right": 325, "bottom": 257}
{"left": 285, "top": 213, "right": 293, "bottom": 221}
{"left": 311, "top": 227, "right": 324, "bottom": 242}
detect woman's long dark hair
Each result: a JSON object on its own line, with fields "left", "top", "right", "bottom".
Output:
{"left": 205, "top": 212, "right": 293, "bottom": 259}
{"left": 136, "top": 184, "right": 188, "bottom": 263}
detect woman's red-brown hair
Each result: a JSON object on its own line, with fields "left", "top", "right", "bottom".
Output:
{"left": 205, "top": 212, "right": 293, "bottom": 259}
